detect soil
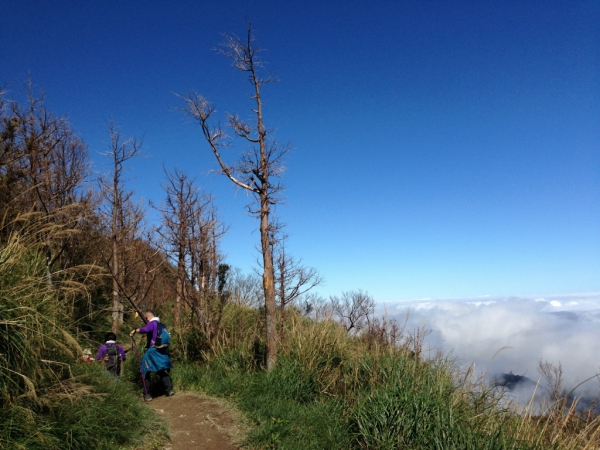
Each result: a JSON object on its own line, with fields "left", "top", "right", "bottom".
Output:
{"left": 149, "top": 392, "right": 247, "bottom": 450}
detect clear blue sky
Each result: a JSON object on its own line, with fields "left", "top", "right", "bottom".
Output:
{"left": 3, "top": 1, "right": 598, "bottom": 302}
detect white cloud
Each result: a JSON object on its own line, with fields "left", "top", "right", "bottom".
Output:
{"left": 378, "top": 293, "right": 600, "bottom": 396}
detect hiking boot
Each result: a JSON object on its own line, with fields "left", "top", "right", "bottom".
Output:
{"left": 143, "top": 393, "right": 153, "bottom": 402}
{"left": 166, "top": 390, "right": 175, "bottom": 397}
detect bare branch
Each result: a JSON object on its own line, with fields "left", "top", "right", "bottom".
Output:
{"left": 181, "top": 92, "right": 258, "bottom": 193}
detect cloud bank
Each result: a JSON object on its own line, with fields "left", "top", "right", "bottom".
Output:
{"left": 378, "top": 293, "right": 600, "bottom": 396}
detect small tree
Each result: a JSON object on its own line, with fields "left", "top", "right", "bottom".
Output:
{"left": 154, "top": 167, "right": 228, "bottom": 351}
{"left": 99, "top": 122, "right": 146, "bottom": 332}
{"left": 330, "top": 290, "right": 375, "bottom": 334}
{"left": 539, "top": 360, "right": 568, "bottom": 418}
{"left": 271, "top": 228, "right": 323, "bottom": 337}
{"left": 182, "top": 24, "right": 288, "bottom": 369}
{"left": 154, "top": 168, "right": 203, "bottom": 330}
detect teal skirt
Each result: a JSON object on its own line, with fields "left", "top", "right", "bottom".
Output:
{"left": 141, "top": 347, "right": 173, "bottom": 376}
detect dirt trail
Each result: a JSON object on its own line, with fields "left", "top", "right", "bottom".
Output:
{"left": 150, "top": 393, "right": 246, "bottom": 450}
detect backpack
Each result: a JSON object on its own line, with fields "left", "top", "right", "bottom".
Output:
{"left": 155, "top": 322, "right": 171, "bottom": 347}
{"left": 105, "top": 344, "right": 121, "bottom": 375}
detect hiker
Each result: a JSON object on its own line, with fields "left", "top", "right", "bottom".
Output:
{"left": 96, "top": 332, "right": 126, "bottom": 377}
{"left": 129, "top": 310, "right": 174, "bottom": 401}
{"left": 80, "top": 348, "right": 94, "bottom": 364}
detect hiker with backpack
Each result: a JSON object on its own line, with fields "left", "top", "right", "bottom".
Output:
{"left": 96, "top": 332, "right": 126, "bottom": 378}
{"left": 129, "top": 310, "right": 174, "bottom": 401}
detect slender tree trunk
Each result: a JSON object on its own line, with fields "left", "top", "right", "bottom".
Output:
{"left": 111, "top": 166, "right": 121, "bottom": 333}
{"left": 260, "top": 194, "right": 277, "bottom": 370}
{"left": 174, "top": 279, "right": 181, "bottom": 328}
{"left": 278, "top": 262, "right": 286, "bottom": 340}
{"left": 210, "top": 224, "right": 217, "bottom": 294}
{"left": 111, "top": 227, "right": 120, "bottom": 333}
{"left": 175, "top": 244, "right": 185, "bottom": 330}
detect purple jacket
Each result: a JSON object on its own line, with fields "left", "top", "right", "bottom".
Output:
{"left": 138, "top": 318, "right": 159, "bottom": 348}
{"left": 96, "top": 342, "right": 126, "bottom": 361}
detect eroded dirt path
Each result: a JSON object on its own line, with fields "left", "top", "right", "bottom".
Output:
{"left": 150, "top": 393, "right": 246, "bottom": 450}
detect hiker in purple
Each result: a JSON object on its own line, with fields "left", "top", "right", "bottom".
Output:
{"left": 129, "top": 310, "right": 174, "bottom": 401}
{"left": 96, "top": 332, "right": 126, "bottom": 377}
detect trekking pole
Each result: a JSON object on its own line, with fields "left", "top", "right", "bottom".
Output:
{"left": 131, "top": 336, "right": 150, "bottom": 399}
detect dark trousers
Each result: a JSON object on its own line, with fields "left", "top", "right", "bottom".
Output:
{"left": 156, "top": 369, "right": 172, "bottom": 393}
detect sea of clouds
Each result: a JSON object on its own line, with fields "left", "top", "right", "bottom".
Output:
{"left": 378, "top": 293, "right": 600, "bottom": 401}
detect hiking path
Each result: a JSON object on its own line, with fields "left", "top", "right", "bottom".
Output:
{"left": 149, "top": 393, "right": 246, "bottom": 450}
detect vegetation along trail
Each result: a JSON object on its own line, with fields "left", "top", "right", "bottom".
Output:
{"left": 149, "top": 393, "right": 245, "bottom": 450}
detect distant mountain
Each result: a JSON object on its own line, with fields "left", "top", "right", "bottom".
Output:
{"left": 493, "top": 372, "right": 600, "bottom": 413}
{"left": 492, "top": 372, "right": 537, "bottom": 390}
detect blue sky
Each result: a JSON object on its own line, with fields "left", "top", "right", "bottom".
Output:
{"left": 3, "top": 1, "right": 599, "bottom": 302}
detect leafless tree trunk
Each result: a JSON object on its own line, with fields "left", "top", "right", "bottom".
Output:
{"left": 99, "top": 122, "right": 143, "bottom": 333}
{"left": 155, "top": 169, "right": 212, "bottom": 327}
{"left": 182, "top": 24, "right": 288, "bottom": 370}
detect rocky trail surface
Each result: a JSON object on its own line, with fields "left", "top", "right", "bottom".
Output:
{"left": 149, "top": 393, "right": 246, "bottom": 450}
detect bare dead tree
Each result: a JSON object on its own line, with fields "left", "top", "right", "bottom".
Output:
{"left": 274, "top": 242, "right": 323, "bottom": 312}
{"left": 227, "top": 267, "right": 263, "bottom": 308}
{"left": 0, "top": 82, "right": 92, "bottom": 286}
{"left": 303, "top": 292, "right": 329, "bottom": 322}
{"left": 188, "top": 206, "right": 228, "bottom": 347}
{"left": 270, "top": 228, "right": 323, "bottom": 337}
{"left": 330, "top": 290, "right": 375, "bottom": 334}
{"left": 114, "top": 236, "right": 165, "bottom": 320}
{"left": 195, "top": 263, "right": 231, "bottom": 347}
{"left": 98, "top": 122, "right": 144, "bottom": 332}
{"left": 154, "top": 167, "right": 230, "bottom": 350}
{"left": 154, "top": 168, "right": 201, "bottom": 330}
{"left": 365, "top": 316, "right": 403, "bottom": 351}
{"left": 182, "top": 24, "right": 289, "bottom": 370}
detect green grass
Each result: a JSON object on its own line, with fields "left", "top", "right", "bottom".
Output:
{"left": 347, "top": 356, "right": 537, "bottom": 450}
{"left": 165, "top": 307, "right": 600, "bottom": 449}
{"left": 172, "top": 348, "right": 553, "bottom": 450}
{"left": 0, "top": 364, "right": 168, "bottom": 450}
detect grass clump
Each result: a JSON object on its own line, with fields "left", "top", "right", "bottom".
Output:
{"left": 348, "top": 356, "right": 531, "bottom": 449}
{"left": 0, "top": 364, "right": 168, "bottom": 450}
